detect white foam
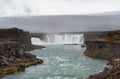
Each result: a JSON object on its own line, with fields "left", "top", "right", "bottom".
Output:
{"left": 31, "top": 34, "right": 84, "bottom": 45}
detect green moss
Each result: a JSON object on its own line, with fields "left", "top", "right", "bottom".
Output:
{"left": 0, "top": 65, "right": 18, "bottom": 77}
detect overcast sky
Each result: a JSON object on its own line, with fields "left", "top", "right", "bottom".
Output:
{"left": 0, "top": 0, "right": 120, "bottom": 16}
{"left": 0, "top": 0, "right": 120, "bottom": 32}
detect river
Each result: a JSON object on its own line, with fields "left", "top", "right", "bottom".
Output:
{"left": 3, "top": 45, "right": 108, "bottom": 79}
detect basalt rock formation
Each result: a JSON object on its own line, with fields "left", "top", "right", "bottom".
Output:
{"left": 84, "top": 30, "right": 120, "bottom": 59}
{"left": 0, "top": 28, "right": 44, "bottom": 51}
{"left": 84, "top": 30, "right": 120, "bottom": 79}
{"left": 0, "top": 28, "right": 43, "bottom": 78}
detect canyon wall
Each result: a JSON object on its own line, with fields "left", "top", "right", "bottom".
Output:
{"left": 84, "top": 30, "right": 120, "bottom": 59}
{"left": 84, "top": 30, "right": 120, "bottom": 79}
{"left": 0, "top": 28, "right": 43, "bottom": 78}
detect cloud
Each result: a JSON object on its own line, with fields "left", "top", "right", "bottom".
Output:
{"left": 0, "top": 0, "right": 120, "bottom": 16}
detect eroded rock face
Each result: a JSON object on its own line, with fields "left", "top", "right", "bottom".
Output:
{"left": 0, "top": 28, "right": 43, "bottom": 78}
{"left": 0, "top": 43, "right": 42, "bottom": 78}
{"left": 84, "top": 30, "right": 120, "bottom": 79}
{"left": 84, "top": 41, "right": 120, "bottom": 59}
{"left": 84, "top": 30, "right": 120, "bottom": 59}
{"left": 0, "top": 28, "right": 32, "bottom": 51}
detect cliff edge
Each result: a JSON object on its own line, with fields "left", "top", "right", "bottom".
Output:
{"left": 0, "top": 28, "right": 43, "bottom": 78}
{"left": 84, "top": 30, "right": 120, "bottom": 59}
{"left": 84, "top": 30, "right": 120, "bottom": 79}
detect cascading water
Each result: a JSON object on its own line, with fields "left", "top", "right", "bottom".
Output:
{"left": 31, "top": 34, "right": 84, "bottom": 45}
{"left": 2, "top": 34, "right": 108, "bottom": 79}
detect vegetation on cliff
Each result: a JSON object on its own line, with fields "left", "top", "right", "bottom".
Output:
{"left": 0, "top": 28, "right": 43, "bottom": 78}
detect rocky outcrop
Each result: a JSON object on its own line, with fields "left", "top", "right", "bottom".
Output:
{"left": 0, "top": 28, "right": 31, "bottom": 45}
{"left": 84, "top": 30, "right": 120, "bottom": 59}
{"left": 0, "top": 28, "right": 43, "bottom": 78}
{"left": 0, "top": 28, "right": 44, "bottom": 51}
{"left": 84, "top": 30, "right": 120, "bottom": 79}
{"left": 87, "top": 58, "right": 120, "bottom": 79}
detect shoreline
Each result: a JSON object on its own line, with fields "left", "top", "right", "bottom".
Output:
{"left": 0, "top": 28, "right": 119, "bottom": 78}
{"left": 0, "top": 28, "right": 44, "bottom": 78}
{"left": 84, "top": 30, "right": 120, "bottom": 79}
{"left": 0, "top": 43, "right": 44, "bottom": 78}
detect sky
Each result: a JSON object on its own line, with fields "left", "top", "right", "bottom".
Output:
{"left": 0, "top": 0, "right": 120, "bottom": 16}
{"left": 0, "top": 0, "right": 120, "bottom": 32}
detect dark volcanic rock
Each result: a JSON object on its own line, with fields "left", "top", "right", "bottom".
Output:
{"left": 0, "top": 28, "right": 31, "bottom": 46}
{"left": 84, "top": 30, "right": 120, "bottom": 79}
{"left": 81, "top": 44, "right": 86, "bottom": 48}
{"left": 84, "top": 30, "right": 120, "bottom": 59}
{"left": 0, "top": 28, "right": 43, "bottom": 78}
{"left": 87, "top": 58, "right": 120, "bottom": 79}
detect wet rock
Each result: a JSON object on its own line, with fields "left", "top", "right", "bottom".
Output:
{"left": 15, "top": 49, "right": 24, "bottom": 58}
{"left": 84, "top": 30, "right": 120, "bottom": 79}
{"left": 81, "top": 44, "right": 86, "bottom": 48}
{"left": 23, "top": 53, "right": 36, "bottom": 58}
{"left": 37, "top": 59, "right": 44, "bottom": 64}
{"left": 87, "top": 58, "right": 120, "bottom": 79}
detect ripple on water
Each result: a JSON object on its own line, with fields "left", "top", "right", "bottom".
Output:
{"left": 2, "top": 45, "right": 108, "bottom": 79}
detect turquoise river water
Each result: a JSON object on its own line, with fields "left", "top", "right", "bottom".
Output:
{"left": 3, "top": 45, "right": 108, "bottom": 79}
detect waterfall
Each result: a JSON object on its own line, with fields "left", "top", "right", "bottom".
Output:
{"left": 31, "top": 34, "right": 84, "bottom": 45}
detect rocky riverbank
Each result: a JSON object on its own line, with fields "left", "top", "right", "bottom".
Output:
{"left": 84, "top": 30, "right": 120, "bottom": 59}
{"left": 87, "top": 58, "right": 120, "bottom": 79}
{"left": 0, "top": 28, "right": 43, "bottom": 78}
{"left": 84, "top": 30, "right": 120, "bottom": 79}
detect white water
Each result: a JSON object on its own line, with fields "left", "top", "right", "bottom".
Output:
{"left": 31, "top": 34, "right": 84, "bottom": 45}
{"left": 2, "top": 45, "right": 108, "bottom": 79}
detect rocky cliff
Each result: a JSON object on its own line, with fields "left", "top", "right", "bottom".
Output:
{"left": 0, "top": 28, "right": 44, "bottom": 50}
{"left": 84, "top": 30, "right": 120, "bottom": 79}
{"left": 87, "top": 58, "right": 120, "bottom": 79}
{"left": 0, "top": 28, "right": 43, "bottom": 78}
{"left": 84, "top": 30, "right": 120, "bottom": 59}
